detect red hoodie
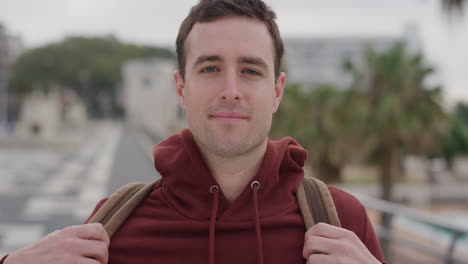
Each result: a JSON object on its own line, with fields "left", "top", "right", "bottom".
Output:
{"left": 0, "top": 129, "right": 386, "bottom": 264}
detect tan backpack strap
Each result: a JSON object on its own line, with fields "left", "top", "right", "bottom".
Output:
{"left": 297, "top": 177, "right": 341, "bottom": 229}
{"left": 88, "top": 179, "right": 160, "bottom": 237}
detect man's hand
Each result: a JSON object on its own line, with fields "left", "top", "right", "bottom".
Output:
{"left": 303, "top": 223, "right": 381, "bottom": 264}
{"left": 4, "top": 223, "right": 110, "bottom": 264}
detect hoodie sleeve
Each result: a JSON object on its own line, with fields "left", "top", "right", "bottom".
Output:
{"left": 328, "top": 186, "right": 388, "bottom": 263}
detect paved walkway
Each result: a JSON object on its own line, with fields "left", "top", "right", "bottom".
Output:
{"left": 0, "top": 121, "right": 160, "bottom": 256}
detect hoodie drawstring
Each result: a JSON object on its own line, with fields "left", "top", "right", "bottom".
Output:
{"left": 208, "top": 182, "right": 264, "bottom": 264}
{"left": 209, "top": 185, "right": 219, "bottom": 264}
{"left": 251, "top": 181, "right": 264, "bottom": 264}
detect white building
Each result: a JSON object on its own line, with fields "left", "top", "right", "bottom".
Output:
{"left": 284, "top": 24, "right": 420, "bottom": 89}
{"left": 16, "top": 89, "right": 88, "bottom": 139}
{"left": 17, "top": 91, "right": 61, "bottom": 139}
{"left": 122, "top": 58, "right": 186, "bottom": 139}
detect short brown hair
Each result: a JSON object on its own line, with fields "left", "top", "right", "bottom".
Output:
{"left": 176, "top": 0, "right": 284, "bottom": 79}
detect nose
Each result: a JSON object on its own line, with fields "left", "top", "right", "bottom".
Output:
{"left": 220, "top": 70, "right": 241, "bottom": 102}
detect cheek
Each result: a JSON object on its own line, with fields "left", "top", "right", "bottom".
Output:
{"left": 183, "top": 85, "right": 212, "bottom": 112}
{"left": 254, "top": 89, "right": 276, "bottom": 110}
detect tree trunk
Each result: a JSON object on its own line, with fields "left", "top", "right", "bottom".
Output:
{"left": 379, "top": 146, "right": 395, "bottom": 202}
{"left": 378, "top": 145, "right": 396, "bottom": 260}
{"left": 394, "top": 150, "right": 405, "bottom": 181}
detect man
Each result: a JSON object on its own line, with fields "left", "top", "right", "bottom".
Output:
{"left": 1, "top": 0, "right": 387, "bottom": 263}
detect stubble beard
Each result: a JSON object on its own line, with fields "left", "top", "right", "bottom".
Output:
{"left": 199, "top": 122, "right": 269, "bottom": 159}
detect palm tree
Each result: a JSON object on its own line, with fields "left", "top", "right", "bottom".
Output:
{"left": 271, "top": 83, "right": 370, "bottom": 183}
{"left": 344, "top": 42, "right": 448, "bottom": 202}
{"left": 441, "top": 103, "right": 468, "bottom": 170}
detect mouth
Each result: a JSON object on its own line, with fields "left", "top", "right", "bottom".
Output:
{"left": 209, "top": 112, "right": 249, "bottom": 122}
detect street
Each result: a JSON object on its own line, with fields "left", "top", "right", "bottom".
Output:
{"left": 0, "top": 122, "right": 160, "bottom": 256}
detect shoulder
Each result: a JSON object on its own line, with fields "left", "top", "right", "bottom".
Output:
{"left": 83, "top": 179, "right": 163, "bottom": 224}
{"left": 328, "top": 186, "right": 366, "bottom": 216}
{"left": 327, "top": 186, "right": 369, "bottom": 237}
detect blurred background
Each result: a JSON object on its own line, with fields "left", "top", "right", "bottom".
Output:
{"left": 0, "top": 0, "right": 467, "bottom": 263}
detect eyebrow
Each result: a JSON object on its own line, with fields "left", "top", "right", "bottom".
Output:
{"left": 192, "top": 55, "right": 269, "bottom": 71}
{"left": 238, "top": 56, "right": 268, "bottom": 70}
{"left": 193, "top": 55, "right": 223, "bottom": 67}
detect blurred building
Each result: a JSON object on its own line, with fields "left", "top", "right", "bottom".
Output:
{"left": 16, "top": 89, "right": 88, "bottom": 139}
{"left": 284, "top": 24, "right": 420, "bottom": 89}
{"left": 122, "top": 58, "right": 186, "bottom": 138}
{"left": 0, "top": 23, "right": 25, "bottom": 127}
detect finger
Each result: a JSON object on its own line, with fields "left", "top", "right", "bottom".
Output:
{"left": 302, "top": 235, "right": 336, "bottom": 258}
{"left": 305, "top": 223, "right": 348, "bottom": 241}
{"left": 307, "top": 253, "right": 332, "bottom": 264}
{"left": 65, "top": 224, "right": 110, "bottom": 246}
{"left": 79, "top": 240, "right": 109, "bottom": 264}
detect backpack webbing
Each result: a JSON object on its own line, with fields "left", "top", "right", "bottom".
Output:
{"left": 297, "top": 177, "right": 341, "bottom": 229}
{"left": 88, "top": 177, "right": 341, "bottom": 237}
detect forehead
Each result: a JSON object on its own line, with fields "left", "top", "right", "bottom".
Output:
{"left": 185, "top": 16, "right": 275, "bottom": 69}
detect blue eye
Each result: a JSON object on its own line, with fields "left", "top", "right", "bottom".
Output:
{"left": 243, "top": 69, "right": 259, "bottom": 75}
{"left": 202, "top": 66, "right": 218, "bottom": 73}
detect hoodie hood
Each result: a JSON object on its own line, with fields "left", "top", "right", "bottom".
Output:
{"left": 153, "top": 128, "right": 307, "bottom": 221}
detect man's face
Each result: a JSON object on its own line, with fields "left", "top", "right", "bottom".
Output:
{"left": 175, "top": 16, "right": 285, "bottom": 158}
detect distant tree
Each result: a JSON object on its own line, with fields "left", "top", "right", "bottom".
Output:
{"left": 453, "top": 102, "right": 468, "bottom": 123}
{"left": 9, "top": 35, "right": 174, "bottom": 118}
{"left": 344, "top": 42, "right": 448, "bottom": 202}
{"left": 442, "top": 103, "right": 468, "bottom": 168}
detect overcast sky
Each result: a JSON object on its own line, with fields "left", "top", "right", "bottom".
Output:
{"left": 0, "top": 0, "right": 467, "bottom": 105}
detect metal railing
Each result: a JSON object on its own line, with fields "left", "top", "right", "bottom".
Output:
{"left": 355, "top": 193, "right": 468, "bottom": 264}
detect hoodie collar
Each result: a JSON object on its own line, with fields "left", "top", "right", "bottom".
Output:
{"left": 153, "top": 129, "right": 307, "bottom": 221}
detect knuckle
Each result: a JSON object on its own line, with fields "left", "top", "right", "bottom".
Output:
{"left": 84, "top": 223, "right": 98, "bottom": 233}
{"left": 93, "top": 241, "right": 109, "bottom": 261}
{"left": 314, "top": 222, "right": 327, "bottom": 232}
{"left": 315, "top": 222, "right": 326, "bottom": 228}
{"left": 97, "top": 241, "right": 109, "bottom": 253}
{"left": 343, "top": 228, "right": 354, "bottom": 237}
{"left": 90, "top": 223, "right": 107, "bottom": 236}
{"left": 104, "top": 246, "right": 110, "bottom": 260}
{"left": 308, "top": 224, "right": 318, "bottom": 235}
{"left": 305, "top": 228, "right": 313, "bottom": 239}
{"left": 306, "top": 235, "right": 317, "bottom": 246}
{"left": 307, "top": 254, "right": 319, "bottom": 264}
{"left": 91, "top": 222, "right": 105, "bottom": 231}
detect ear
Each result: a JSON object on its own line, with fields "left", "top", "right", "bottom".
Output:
{"left": 272, "top": 72, "right": 286, "bottom": 113}
{"left": 174, "top": 70, "right": 186, "bottom": 109}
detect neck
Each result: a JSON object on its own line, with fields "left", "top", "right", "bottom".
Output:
{"left": 198, "top": 140, "right": 268, "bottom": 202}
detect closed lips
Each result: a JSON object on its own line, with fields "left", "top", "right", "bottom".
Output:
{"left": 210, "top": 113, "right": 248, "bottom": 119}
